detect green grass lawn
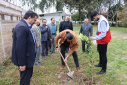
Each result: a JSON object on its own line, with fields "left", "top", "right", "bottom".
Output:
{"left": 0, "top": 25, "right": 127, "bottom": 85}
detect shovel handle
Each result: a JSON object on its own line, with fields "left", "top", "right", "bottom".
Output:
{"left": 58, "top": 50, "right": 71, "bottom": 72}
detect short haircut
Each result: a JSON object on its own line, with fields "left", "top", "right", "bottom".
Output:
{"left": 51, "top": 17, "right": 55, "bottom": 21}
{"left": 36, "top": 19, "right": 40, "bottom": 23}
{"left": 66, "top": 31, "right": 73, "bottom": 40}
{"left": 42, "top": 19, "right": 46, "bottom": 22}
{"left": 24, "top": 10, "right": 38, "bottom": 19}
{"left": 66, "top": 15, "right": 70, "bottom": 17}
{"left": 84, "top": 18, "right": 89, "bottom": 21}
{"left": 91, "top": 10, "right": 99, "bottom": 19}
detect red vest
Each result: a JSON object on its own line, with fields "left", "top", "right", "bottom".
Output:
{"left": 96, "top": 16, "right": 111, "bottom": 44}
{"left": 97, "top": 28, "right": 111, "bottom": 44}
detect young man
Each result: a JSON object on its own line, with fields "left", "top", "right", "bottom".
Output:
{"left": 79, "top": 18, "right": 93, "bottom": 54}
{"left": 40, "top": 19, "right": 52, "bottom": 59}
{"left": 89, "top": 10, "right": 111, "bottom": 75}
{"left": 32, "top": 19, "right": 42, "bottom": 66}
{"left": 55, "top": 29, "right": 81, "bottom": 73}
{"left": 12, "top": 10, "right": 38, "bottom": 85}
{"left": 48, "top": 17, "right": 57, "bottom": 53}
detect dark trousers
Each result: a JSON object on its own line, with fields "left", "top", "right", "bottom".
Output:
{"left": 82, "top": 41, "right": 89, "bottom": 52}
{"left": 98, "top": 44, "right": 108, "bottom": 71}
{"left": 60, "top": 44, "right": 79, "bottom": 67}
{"left": 66, "top": 47, "right": 69, "bottom": 53}
{"left": 49, "top": 36, "right": 56, "bottom": 53}
{"left": 97, "top": 44, "right": 99, "bottom": 52}
{"left": 49, "top": 40, "right": 51, "bottom": 51}
{"left": 42, "top": 41, "right": 49, "bottom": 56}
{"left": 20, "top": 67, "right": 33, "bottom": 85}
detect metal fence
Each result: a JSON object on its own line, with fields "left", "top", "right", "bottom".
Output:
{"left": 0, "top": 16, "right": 18, "bottom": 65}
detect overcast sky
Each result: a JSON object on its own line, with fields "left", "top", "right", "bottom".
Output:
{"left": 8, "top": 0, "right": 71, "bottom": 14}
{"left": 9, "top": 0, "right": 125, "bottom": 14}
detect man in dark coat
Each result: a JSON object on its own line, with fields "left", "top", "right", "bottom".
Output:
{"left": 59, "top": 15, "right": 73, "bottom": 53}
{"left": 40, "top": 19, "right": 52, "bottom": 58}
{"left": 12, "top": 10, "right": 38, "bottom": 85}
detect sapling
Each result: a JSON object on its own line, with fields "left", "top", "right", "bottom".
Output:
{"left": 78, "top": 33, "right": 94, "bottom": 82}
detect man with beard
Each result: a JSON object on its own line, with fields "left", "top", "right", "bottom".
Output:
{"left": 89, "top": 10, "right": 111, "bottom": 75}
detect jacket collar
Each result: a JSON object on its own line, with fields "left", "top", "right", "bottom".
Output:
{"left": 21, "top": 19, "right": 32, "bottom": 27}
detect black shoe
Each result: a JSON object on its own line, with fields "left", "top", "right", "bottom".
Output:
{"left": 42, "top": 56, "right": 45, "bottom": 59}
{"left": 86, "top": 52, "right": 89, "bottom": 54}
{"left": 82, "top": 51, "right": 85, "bottom": 52}
{"left": 96, "top": 70, "right": 106, "bottom": 75}
{"left": 94, "top": 64, "right": 102, "bottom": 67}
{"left": 46, "top": 55, "right": 51, "bottom": 57}
{"left": 49, "top": 51, "right": 52, "bottom": 54}
{"left": 38, "top": 61, "right": 42, "bottom": 63}
{"left": 34, "top": 63, "right": 41, "bottom": 66}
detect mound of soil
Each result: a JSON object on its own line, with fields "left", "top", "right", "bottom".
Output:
{"left": 57, "top": 72, "right": 99, "bottom": 85}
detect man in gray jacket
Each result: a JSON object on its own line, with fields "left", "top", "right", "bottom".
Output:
{"left": 32, "top": 19, "right": 42, "bottom": 66}
{"left": 79, "top": 18, "right": 93, "bottom": 54}
{"left": 48, "top": 17, "right": 57, "bottom": 53}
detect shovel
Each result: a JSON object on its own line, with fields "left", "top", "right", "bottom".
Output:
{"left": 58, "top": 50, "right": 74, "bottom": 79}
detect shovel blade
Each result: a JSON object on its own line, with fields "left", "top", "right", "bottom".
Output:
{"left": 67, "top": 71, "right": 74, "bottom": 79}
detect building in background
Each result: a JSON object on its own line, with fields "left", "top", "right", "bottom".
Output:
{"left": 39, "top": 11, "right": 71, "bottom": 25}
{"left": 0, "top": 0, "right": 22, "bottom": 64}
{"left": 0, "top": 0, "right": 22, "bottom": 23}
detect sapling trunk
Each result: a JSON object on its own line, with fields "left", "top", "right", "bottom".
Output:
{"left": 78, "top": 33, "right": 94, "bottom": 83}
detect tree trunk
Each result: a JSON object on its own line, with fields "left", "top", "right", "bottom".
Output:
{"left": 88, "top": 12, "right": 91, "bottom": 23}
{"left": 116, "top": 15, "right": 118, "bottom": 27}
{"left": 78, "top": 5, "right": 82, "bottom": 23}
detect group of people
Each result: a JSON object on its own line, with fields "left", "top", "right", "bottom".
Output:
{"left": 12, "top": 10, "right": 111, "bottom": 85}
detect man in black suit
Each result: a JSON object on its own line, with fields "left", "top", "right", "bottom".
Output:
{"left": 12, "top": 10, "right": 38, "bottom": 85}
{"left": 59, "top": 15, "right": 73, "bottom": 53}
{"left": 59, "top": 15, "right": 73, "bottom": 32}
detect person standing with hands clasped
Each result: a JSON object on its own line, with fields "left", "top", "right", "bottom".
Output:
{"left": 59, "top": 15, "right": 73, "bottom": 53}
{"left": 89, "top": 10, "right": 111, "bottom": 75}
{"left": 12, "top": 10, "right": 38, "bottom": 85}
{"left": 55, "top": 29, "right": 81, "bottom": 73}
{"left": 40, "top": 19, "right": 52, "bottom": 59}
{"left": 79, "top": 18, "right": 93, "bottom": 54}
{"left": 32, "top": 19, "right": 42, "bottom": 66}
{"left": 48, "top": 17, "right": 57, "bottom": 54}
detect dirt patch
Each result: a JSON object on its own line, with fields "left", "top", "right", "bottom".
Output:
{"left": 57, "top": 72, "right": 99, "bottom": 85}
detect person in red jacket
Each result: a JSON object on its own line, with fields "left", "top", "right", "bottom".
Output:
{"left": 89, "top": 10, "right": 111, "bottom": 75}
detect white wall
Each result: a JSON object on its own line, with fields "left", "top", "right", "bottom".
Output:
{"left": 4, "top": 15, "right": 10, "bottom": 21}
{"left": 43, "top": 15, "right": 62, "bottom": 25}
{"left": 40, "top": 13, "right": 64, "bottom": 25}
{"left": 0, "top": 0, "right": 22, "bottom": 16}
